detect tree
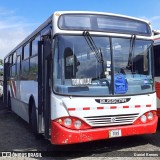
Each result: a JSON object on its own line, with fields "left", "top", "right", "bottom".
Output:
{"left": 0, "top": 59, "right": 3, "bottom": 76}
{"left": 0, "top": 59, "right": 3, "bottom": 66}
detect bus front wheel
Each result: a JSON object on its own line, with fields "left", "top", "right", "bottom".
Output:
{"left": 30, "top": 102, "right": 39, "bottom": 138}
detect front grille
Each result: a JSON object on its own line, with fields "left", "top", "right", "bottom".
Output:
{"left": 84, "top": 113, "right": 139, "bottom": 127}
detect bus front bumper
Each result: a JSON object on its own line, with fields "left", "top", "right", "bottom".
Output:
{"left": 50, "top": 116, "right": 158, "bottom": 145}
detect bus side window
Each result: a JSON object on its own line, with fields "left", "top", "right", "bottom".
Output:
{"left": 23, "top": 43, "right": 30, "bottom": 60}
{"left": 21, "top": 42, "right": 30, "bottom": 80}
{"left": 11, "top": 65, "right": 16, "bottom": 77}
{"left": 30, "top": 56, "right": 38, "bottom": 80}
{"left": 13, "top": 52, "right": 17, "bottom": 64}
{"left": 9, "top": 55, "right": 13, "bottom": 65}
{"left": 9, "top": 55, "right": 13, "bottom": 77}
{"left": 17, "top": 55, "right": 21, "bottom": 78}
{"left": 31, "top": 35, "right": 40, "bottom": 56}
{"left": 11, "top": 52, "right": 17, "bottom": 77}
{"left": 21, "top": 60, "right": 29, "bottom": 80}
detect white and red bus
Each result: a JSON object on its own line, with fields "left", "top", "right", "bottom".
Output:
{"left": 3, "top": 11, "right": 158, "bottom": 145}
{"left": 153, "top": 34, "right": 160, "bottom": 117}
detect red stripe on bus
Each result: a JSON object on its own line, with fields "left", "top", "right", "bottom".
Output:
{"left": 97, "top": 107, "right": 104, "bottom": 110}
{"left": 68, "top": 104, "right": 151, "bottom": 111}
{"left": 135, "top": 105, "right": 141, "bottom": 108}
{"left": 123, "top": 106, "right": 129, "bottom": 108}
{"left": 83, "top": 107, "right": 90, "bottom": 110}
{"left": 68, "top": 108, "right": 76, "bottom": 111}
{"left": 110, "top": 106, "right": 117, "bottom": 109}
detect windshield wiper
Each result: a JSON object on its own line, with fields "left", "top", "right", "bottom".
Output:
{"left": 127, "top": 34, "right": 136, "bottom": 70}
{"left": 83, "top": 31, "right": 104, "bottom": 63}
{"left": 83, "top": 31, "right": 105, "bottom": 78}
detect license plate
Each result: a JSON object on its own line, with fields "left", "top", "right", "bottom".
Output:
{"left": 109, "top": 129, "right": 122, "bottom": 138}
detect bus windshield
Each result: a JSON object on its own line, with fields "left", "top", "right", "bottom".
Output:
{"left": 53, "top": 35, "right": 153, "bottom": 96}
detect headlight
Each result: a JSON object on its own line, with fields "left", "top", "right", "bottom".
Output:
{"left": 74, "top": 120, "right": 82, "bottom": 129}
{"left": 57, "top": 116, "right": 91, "bottom": 129}
{"left": 140, "top": 115, "right": 147, "bottom": 123}
{"left": 147, "top": 112, "right": 153, "bottom": 120}
{"left": 64, "top": 118, "right": 72, "bottom": 127}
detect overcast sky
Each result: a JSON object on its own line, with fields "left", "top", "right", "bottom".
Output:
{"left": 0, "top": 0, "right": 160, "bottom": 59}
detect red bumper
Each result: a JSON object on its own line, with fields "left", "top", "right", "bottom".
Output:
{"left": 51, "top": 116, "right": 158, "bottom": 145}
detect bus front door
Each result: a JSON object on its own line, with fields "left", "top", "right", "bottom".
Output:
{"left": 38, "top": 37, "right": 51, "bottom": 139}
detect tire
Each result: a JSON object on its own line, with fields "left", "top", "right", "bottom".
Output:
{"left": 30, "top": 102, "right": 38, "bottom": 136}
{"left": 30, "top": 102, "right": 43, "bottom": 139}
{"left": 7, "top": 93, "right": 11, "bottom": 110}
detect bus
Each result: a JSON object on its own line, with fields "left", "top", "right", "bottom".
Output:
{"left": 153, "top": 34, "right": 160, "bottom": 117}
{"left": 3, "top": 11, "right": 158, "bottom": 145}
